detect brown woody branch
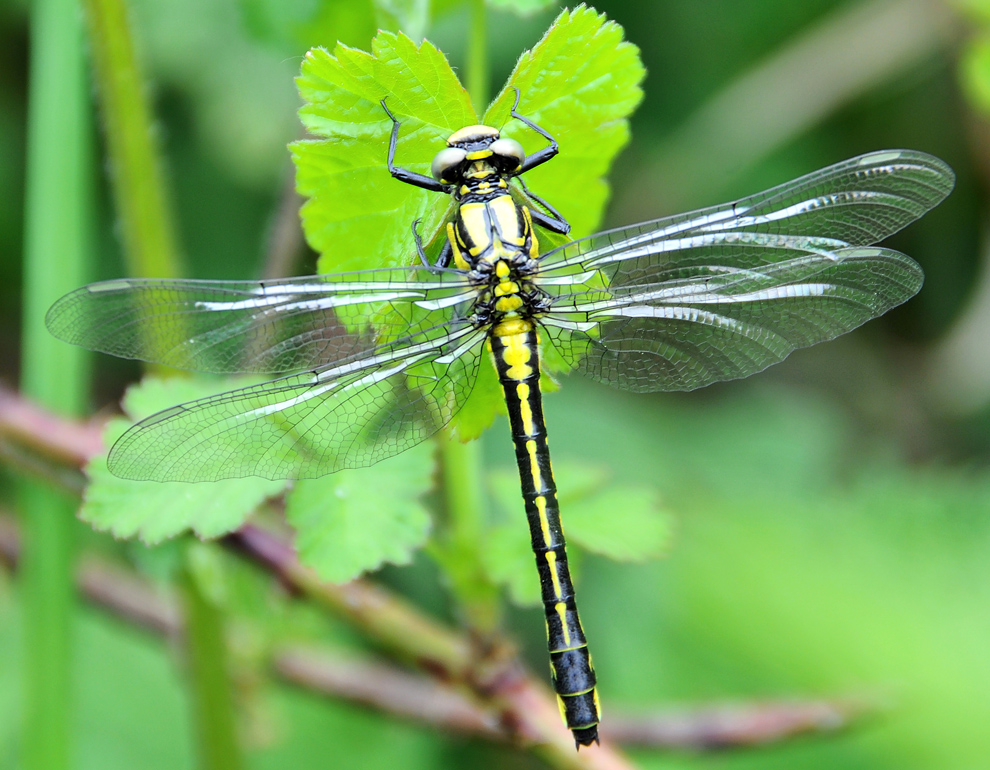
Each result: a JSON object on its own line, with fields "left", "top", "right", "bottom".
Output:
{"left": 0, "top": 385, "right": 871, "bottom": 760}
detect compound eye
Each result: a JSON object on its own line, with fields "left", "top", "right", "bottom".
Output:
{"left": 431, "top": 147, "right": 468, "bottom": 182}
{"left": 489, "top": 138, "right": 525, "bottom": 171}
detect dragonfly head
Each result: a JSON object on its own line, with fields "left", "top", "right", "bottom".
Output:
{"left": 432, "top": 125, "right": 525, "bottom": 183}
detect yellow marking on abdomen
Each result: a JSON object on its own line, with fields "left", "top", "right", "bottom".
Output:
{"left": 546, "top": 550, "right": 563, "bottom": 600}
{"left": 517, "top": 382, "right": 534, "bottom": 436}
{"left": 500, "top": 333, "right": 532, "bottom": 380}
{"left": 535, "top": 495, "right": 551, "bottom": 547}
{"left": 526, "top": 439, "right": 542, "bottom": 493}
{"left": 555, "top": 602, "right": 571, "bottom": 646}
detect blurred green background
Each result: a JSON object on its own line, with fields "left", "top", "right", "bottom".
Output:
{"left": 4, "top": 0, "right": 990, "bottom": 768}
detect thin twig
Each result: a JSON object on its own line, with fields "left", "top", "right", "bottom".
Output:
{"left": 230, "top": 525, "right": 475, "bottom": 678}
{"left": 0, "top": 385, "right": 105, "bottom": 468}
{"left": 0, "top": 512, "right": 179, "bottom": 635}
{"left": 605, "top": 699, "right": 877, "bottom": 750}
{"left": 274, "top": 646, "right": 501, "bottom": 738}
{"left": 261, "top": 167, "right": 308, "bottom": 280}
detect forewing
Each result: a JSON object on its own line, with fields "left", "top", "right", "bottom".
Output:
{"left": 107, "top": 325, "right": 489, "bottom": 481}
{"left": 543, "top": 247, "right": 923, "bottom": 392}
{"left": 537, "top": 150, "right": 949, "bottom": 392}
{"left": 46, "top": 268, "right": 475, "bottom": 374}
{"left": 538, "top": 150, "right": 953, "bottom": 279}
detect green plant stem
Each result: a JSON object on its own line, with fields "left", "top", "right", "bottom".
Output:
{"left": 182, "top": 562, "right": 244, "bottom": 770}
{"left": 19, "top": 0, "right": 92, "bottom": 766}
{"left": 82, "top": 0, "right": 183, "bottom": 279}
{"left": 435, "top": 437, "right": 501, "bottom": 634}
{"left": 467, "top": 0, "right": 489, "bottom": 112}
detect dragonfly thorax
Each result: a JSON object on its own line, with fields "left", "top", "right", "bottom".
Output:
{"left": 467, "top": 252, "right": 549, "bottom": 329}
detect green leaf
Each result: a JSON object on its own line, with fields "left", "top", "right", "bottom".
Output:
{"left": 484, "top": 517, "right": 541, "bottom": 606}
{"left": 483, "top": 460, "right": 672, "bottom": 604}
{"left": 559, "top": 471, "right": 673, "bottom": 563}
{"left": 285, "top": 441, "right": 435, "bottom": 582}
{"left": 488, "top": 0, "right": 557, "bottom": 15}
{"left": 483, "top": 5, "right": 645, "bottom": 239}
{"left": 292, "top": 32, "right": 475, "bottom": 273}
{"left": 81, "top": 377, "right": 287, "bottom": 544}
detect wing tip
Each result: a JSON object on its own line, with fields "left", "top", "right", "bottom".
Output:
{"left": 857, "top": 148, "right": 956, "bottom": 197}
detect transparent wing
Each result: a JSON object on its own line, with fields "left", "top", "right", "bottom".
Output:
{"left": 543, "top": 247, "right": 922, "bottom": 392}
{"left": 538, "top": 150, "right": 953, "bottom": 277}
{"left": 107, "top": 324, "right": 489, "bottom": 481}
{"left": 46, "top": 267, "right": 475, "bottom": 374}
{"left": 537, "top": 150, "right": 951, "bottom": 392}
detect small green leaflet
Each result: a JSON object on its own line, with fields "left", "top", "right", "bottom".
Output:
{"left": 285, "top": 441, "right": 435, "bottom": 582}
{"left": 483, "top": 462, "right": 673, "bottom": 605}
{"left": 82, "top": 377, "right": 287, "bottom": 543}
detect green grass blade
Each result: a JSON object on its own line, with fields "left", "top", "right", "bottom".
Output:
{"left": 182, "top": 552, "right": 244, "bottom": 770}
{"left": 82, "top": 0, "right": 184, "bottom": 278}
{"left": 19, "top": 0, "right": 93, "bottom": 766}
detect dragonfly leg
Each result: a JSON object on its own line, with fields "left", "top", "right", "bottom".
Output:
{"left": 411, "top": 218, "right": 451, "bottom": 271}
{"left": 511, "top": 87, "right": 559, "bottom": 174}
{"left": 382, "top": 99, "right": 448, "bottom": 193}
{"left": 518, "top": 176, "right": 570, "bottom": 235}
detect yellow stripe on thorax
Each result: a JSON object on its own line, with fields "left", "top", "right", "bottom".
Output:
{"left": 458, "top": 201, "right": 491, "bottom": 257}
{"left": 447, "top": 222, "right": 470, "bottom": 271}
{"left": 490, "top": 195, "right": 526, "bottom": 247}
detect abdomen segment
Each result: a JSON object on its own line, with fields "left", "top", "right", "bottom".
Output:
{"left": 489, "top": 321, "right": 601, "bottom": 747}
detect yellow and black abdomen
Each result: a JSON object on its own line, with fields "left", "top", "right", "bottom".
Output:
{"left": 489, "top": 318, "right": 601, "bottom": 747}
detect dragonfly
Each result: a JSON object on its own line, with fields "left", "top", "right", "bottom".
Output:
{"left": 47, "top": 90, "right": 954, "bottom": 748}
